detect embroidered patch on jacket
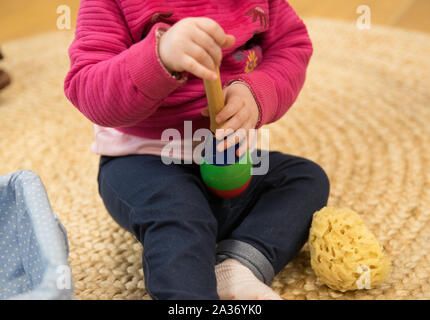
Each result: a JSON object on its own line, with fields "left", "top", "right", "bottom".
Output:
{"left": 244, "top": 49, "right": 258, "bottom": 73}
{"left": 245, "top": 6, "right": 268, "bottom": 29}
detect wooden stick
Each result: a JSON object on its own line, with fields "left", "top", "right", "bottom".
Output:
{"left": 203, "top": 67, "right": 225, "bottom": 133}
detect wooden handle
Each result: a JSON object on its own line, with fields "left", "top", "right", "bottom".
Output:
{"left": 203, "top": 67, "right": 224, "bottom": 133}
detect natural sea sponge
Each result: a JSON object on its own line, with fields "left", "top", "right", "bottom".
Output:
{"left": 309, "top": 207, "right": 391, "bottom": 292}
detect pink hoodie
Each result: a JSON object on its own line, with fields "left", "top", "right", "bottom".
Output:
{"left": 64, "top": 0, "right": 312, "bottom": 157}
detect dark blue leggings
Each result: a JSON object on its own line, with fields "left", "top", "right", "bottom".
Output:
{"left": 97, "top": 150, "right": 329, "bottom": 299}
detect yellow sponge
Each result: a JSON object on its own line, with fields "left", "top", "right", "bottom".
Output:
{"left": 308, "top": 207, "right": 391, "bottom": 292}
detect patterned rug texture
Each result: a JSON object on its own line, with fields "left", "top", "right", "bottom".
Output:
{"left": 0, "top": 18, "right": 429, "bottom": 299}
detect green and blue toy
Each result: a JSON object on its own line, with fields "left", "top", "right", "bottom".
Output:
{"left": 200, "top": 67, "right": 252, "bottom": 198}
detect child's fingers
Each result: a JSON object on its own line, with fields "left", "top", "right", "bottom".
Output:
{"left": 196, "top": 18, "right": 228, "bottom": 48}
{"left": 216, "top": 108, "right": 248, "bottom": 139}
{"left": 247, "top": 128, "right": 258, "bottom": 151}
{"left": 185, "top": 42, "right": 217, "bottom": 75}
{"left": 233, "top": 125, "right": 258, "bottom": 157}
{"left": 183, "top": 55, "right": 217, "bottom": 81}
{"left": 215, "top": 97, "right": 243, "bottom": 124}
{"left": 236, "top": 136, "right": 249, "bottom": 158}
{"left": 201, "top": 107, "right": 210, "bottom": 117}
{"left": 191, "top": 28, "right": 222, "bottom": 67}
{"left": 236, "top": 128, "right": 257, "bottom": 157}
{"left": 222, "top": 35, "right": 236, "bottom": 49}
{"left": 217, "top": 128, "right": 247, "bottom": 152}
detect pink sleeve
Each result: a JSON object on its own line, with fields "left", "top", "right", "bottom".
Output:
{"left": 225, "top": 0, "right": 313, "bottom": 128}
{"left": 64, "top": 0, "right": 185, "bottom": 128}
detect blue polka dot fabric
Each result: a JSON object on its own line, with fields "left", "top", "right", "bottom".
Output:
{"left": 0, "top": 170, "right": 73, "bottom": 299}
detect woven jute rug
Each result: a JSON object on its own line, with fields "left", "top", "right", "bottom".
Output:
{"left": 1, "top": 18, "right": 429, "bottom": 300}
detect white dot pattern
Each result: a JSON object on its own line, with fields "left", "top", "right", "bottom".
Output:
{"left": 0, "top": 170, "right": 73, "bottom": 299}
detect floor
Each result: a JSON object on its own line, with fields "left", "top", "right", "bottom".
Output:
{"left": 2, "top": 18, "right": 429, "bottom": 299}
{"left": 0, "top": 0, "right": 429, "bottom": 42}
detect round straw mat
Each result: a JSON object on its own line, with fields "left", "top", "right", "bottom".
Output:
{"left": 0, "top": 18, "right": 429, "bottom": 300}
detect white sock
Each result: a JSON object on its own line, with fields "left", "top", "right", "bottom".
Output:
{"left": 215, "top": 258, "right": 283, "bottom": 300}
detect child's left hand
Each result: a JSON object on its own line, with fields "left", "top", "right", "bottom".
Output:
{"left": 201, "top": 81, "right": 259, "bottom": 157}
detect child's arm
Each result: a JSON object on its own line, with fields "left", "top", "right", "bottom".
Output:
{"left": 225, "top": 0, "right": 313, "bottom": 128}
{"left": 64, "top": 0, "right": 184, "bottom": 128}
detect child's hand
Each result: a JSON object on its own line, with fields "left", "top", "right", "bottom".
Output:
{"left": 201, "top": 82, "right": 260, "bottom": 157}
{"left": 159, "top": 18, "right": 235, "bottom": 81}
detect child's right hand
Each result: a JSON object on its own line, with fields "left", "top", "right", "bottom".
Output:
{"left": 158, "top": 17, "right": 235, "bottom": 81}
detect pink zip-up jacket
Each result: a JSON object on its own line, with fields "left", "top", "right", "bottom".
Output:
{"left": 64, "top": 0, "right": 313, "bottom": 158}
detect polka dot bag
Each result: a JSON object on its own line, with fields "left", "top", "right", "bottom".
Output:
{"left": 0, "top": 170, "right": 73, "bottom": 299}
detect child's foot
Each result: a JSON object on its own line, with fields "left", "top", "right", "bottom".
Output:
{"left": 215, "top": 258, "right": 282, "bottom": 300}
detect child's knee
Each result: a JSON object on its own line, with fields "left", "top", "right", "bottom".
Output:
{"left": 303, "top": 159, "right": 330, "bottom": 204}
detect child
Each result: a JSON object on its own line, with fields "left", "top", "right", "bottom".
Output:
{"left": 65, "top": 0, "right": 330, "bottom": 300}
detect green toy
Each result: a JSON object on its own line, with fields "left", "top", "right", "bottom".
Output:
{"left": 200, "top": 67, "right": 252, "bottom": 198}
